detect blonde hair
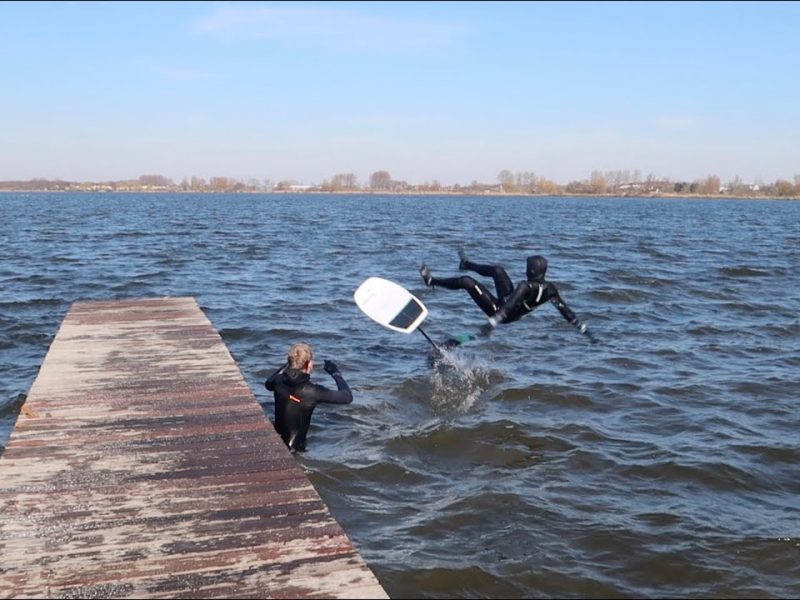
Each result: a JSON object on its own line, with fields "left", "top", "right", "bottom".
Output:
{"left": 287, "top": 343, "right": 313, "bottom": 371}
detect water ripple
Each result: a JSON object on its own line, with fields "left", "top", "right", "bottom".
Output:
{"left": 2, "top": 192, "right": 799, "bottom": 598}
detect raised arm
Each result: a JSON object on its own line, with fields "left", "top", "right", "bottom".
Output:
{"left": 311, "top": 360, "right": 353, "bottom": 405}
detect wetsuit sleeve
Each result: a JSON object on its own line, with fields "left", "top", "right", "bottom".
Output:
{"left": 305, "top": 373, "right": 353, "bottom": 405}
{"left": 492, "top": 281, "right": 532, "bottom": 324}
{"left": 265, "top": 362, "right": 289, "bottom": 391}
{"left": 548, "top": 284, "right": 596, "bottom": 342}
{"left": 548, "top": 284, "right": 578, "bottom": 323}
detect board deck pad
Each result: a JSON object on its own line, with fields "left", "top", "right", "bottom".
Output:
{"left": 354, "top": 277, "right": 428, "bottom": 333}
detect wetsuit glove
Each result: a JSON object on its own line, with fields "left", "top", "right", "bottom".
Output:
{"left": 572, "top": 319, "right": 597, "bottom": 344}
{"left": 572, "top": 319, "right": 587, "bottom": 334}
{"left": 323, "top": 360, "right": 340, "bottom": 376}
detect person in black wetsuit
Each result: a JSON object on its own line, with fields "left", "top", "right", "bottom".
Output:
{"left": 419, "top": 250, "right": 596, "bottom": 342}
{"left": 265, "top": 342, "right": 353, "bottom": 452}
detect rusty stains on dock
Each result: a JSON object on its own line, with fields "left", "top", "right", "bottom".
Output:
{"left": 0, "top": 297, "right": 387, "bottom": 599}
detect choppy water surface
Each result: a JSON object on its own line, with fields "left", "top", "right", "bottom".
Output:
{"left": 1, "top": 192, "right": 798, "bottom": 598}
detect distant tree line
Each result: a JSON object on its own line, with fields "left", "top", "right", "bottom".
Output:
{"left": 0, "top": 175, "right": 269, "bottom": 193}
{"left": 494, "top": 169, "right": 800, "bottom": 198}
{"left": 278, "top": 169, "right": 800, "bottom": 198}
{"left": 2, "top": 170, "right": 799, "bottom": 198}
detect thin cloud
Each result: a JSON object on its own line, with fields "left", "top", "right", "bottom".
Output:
{"left": 190, "top": 5, "right": 470, "bottom": 52}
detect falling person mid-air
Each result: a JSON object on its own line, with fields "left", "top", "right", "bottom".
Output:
{"left": 419, "top": 250, "right": 596, "bottom": 343}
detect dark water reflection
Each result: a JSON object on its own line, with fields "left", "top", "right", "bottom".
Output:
{"left": 1, "top": 192, "right": 799, "bottom": 598}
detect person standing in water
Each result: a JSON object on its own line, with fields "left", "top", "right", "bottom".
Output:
{"left": 265, "top": 343, "right": 353, "bottom": 452}
{"left": 419, "top": 250, "right": 596, "bottom": 342}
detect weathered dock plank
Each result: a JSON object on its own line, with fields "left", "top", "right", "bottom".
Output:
{"left": 0, "top": 297, "right": 387, "bottom": 599}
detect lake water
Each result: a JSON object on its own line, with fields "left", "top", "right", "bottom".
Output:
{"left": 1, "top": 192, "right": 798, "bottom": 598}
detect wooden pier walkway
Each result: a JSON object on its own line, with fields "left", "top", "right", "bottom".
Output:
{"left": 0, "top": 297, "right": 387, "bottom": 599}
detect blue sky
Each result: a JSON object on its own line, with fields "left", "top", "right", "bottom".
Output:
{"left": 1, "top": 1, "right": 798, "bottom": 186}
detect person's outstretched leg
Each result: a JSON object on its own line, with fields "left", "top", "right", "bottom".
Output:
{"left": 420, "top": 264, "right": 499, "bottom": 316}
{"left": 456, "top": 249, "right": 514, "bottom": 304}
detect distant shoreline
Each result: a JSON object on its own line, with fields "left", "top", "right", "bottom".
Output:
{"left": 0, "top": 189, "right": 796, "bottom": 201}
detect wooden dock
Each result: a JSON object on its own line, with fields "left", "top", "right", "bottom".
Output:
{"left": 0, "top": 297, "right": 387, "bottom": 599}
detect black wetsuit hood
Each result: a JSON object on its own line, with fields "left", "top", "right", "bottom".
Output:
{"left": 526, "top": 255, "right": 548, "bottom": 283}
{"left": 278, "top": 368, "right": 310, "bottom": 387}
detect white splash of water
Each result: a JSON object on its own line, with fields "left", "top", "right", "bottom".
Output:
{"left": 428, "top": 346, "right": 491, "bottom": 415}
